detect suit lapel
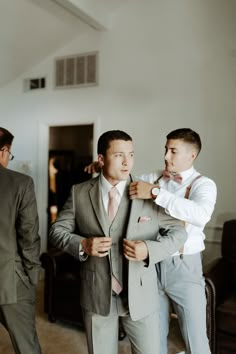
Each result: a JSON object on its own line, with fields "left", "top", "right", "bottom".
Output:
{"left": 89, "top": 175, "right": 144, "bottom": 239}
{"left": 125, "top": 175, "right": 144, "bottom": 240}
{"left": 89, "top": 178, "right": 109, "bottom": 236}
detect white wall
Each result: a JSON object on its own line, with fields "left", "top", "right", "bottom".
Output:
{"left": 0, "top": 0, "right": 235, "bottom": 255}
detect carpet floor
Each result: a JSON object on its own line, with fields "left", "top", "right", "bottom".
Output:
{"left": 0, "top": 280, "right": 185, "bottom": 353}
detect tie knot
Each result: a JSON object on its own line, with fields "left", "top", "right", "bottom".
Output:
{"left": 109, "top": 186, "right": 118, "bottom": 199}
{"left": 162, "top": 170, "right": 182, "bottom": 184}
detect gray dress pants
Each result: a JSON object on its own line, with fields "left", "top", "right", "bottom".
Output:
{"left": 83, "top": 293, "right": 160, "bottom": 354}
{"left": 156, "top": 253, "right": 211, "bottom": 354}
{"left": 0, "top": 274, "right": 42, "bottom": 354}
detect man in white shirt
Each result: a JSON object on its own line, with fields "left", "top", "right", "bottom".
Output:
{"left": 129, "top": 128, "right": 217, "bottom": 354}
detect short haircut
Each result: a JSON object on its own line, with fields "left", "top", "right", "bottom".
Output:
{"left": 167, "top": 128, "right": 202, "bottom": 155}
{"left": 0, "top": 127, "right": 14, "bottom": 150}
{"left": 97, "top": 130, "right": 132, "bottom": 156}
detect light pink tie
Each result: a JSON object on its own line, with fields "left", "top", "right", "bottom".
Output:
{"left": 108, "top": 186, "right": 119, "bottom": 221}
{"left": 108, "top": 187, "right": 122, "bottom": 294}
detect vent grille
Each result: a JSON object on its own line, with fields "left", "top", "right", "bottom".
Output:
{"left": 23, "top": 77, "right": 46, "bottom": 92}
{"left": 55, "top": 52, "right": 98, "bottom": 89}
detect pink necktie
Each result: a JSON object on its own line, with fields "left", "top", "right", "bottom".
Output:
{"left": 162, "top": 170, "right": 182, "bottom": 184}
{"left": 108, "top": 187, "right": 122, "bottom": 294}
{"left": 108, "top": 186, "right": 119, "bottom": 221}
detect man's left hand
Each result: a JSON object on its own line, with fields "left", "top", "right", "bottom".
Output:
{"left": 123, "top": 239, "right": 148, "bottom": 261}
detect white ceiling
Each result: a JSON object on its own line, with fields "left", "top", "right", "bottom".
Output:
{"left": 0, "top": 0, "right": 127, "bottom": 88}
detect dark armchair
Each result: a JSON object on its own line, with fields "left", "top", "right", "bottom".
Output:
{"left": 40, "top": 248, "right": 126, "bottom": 340}
{"left": 204, "top": 219, "right": 236, "bottom": 354}
{"left": 40, "top": 248, "right": 83, "bottom": 327}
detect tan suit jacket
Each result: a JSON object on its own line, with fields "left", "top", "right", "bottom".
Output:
{"left": 50, "top": 174, "right": 187, "bottom": 321}
{"left": 0, "top": 164, "right": 41, "bottom": 304}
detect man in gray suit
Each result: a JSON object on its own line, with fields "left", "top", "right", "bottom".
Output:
{"left": 49, "top": 130, "right": 187, "bottom": 354}
{"left": 0, "top": 127, "right": 42, "bottom": 354}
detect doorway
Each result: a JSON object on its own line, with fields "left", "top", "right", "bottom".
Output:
{"left": 47, "top": 124, "right": 93, "bottom": 241}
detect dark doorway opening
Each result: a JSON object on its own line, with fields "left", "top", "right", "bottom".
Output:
{"left": 48, "top": 124, "right": 93, "bottom": 244}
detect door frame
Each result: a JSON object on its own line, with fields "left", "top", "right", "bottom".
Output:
{"left": 37, "top": 118, "right": 100, "bottom": 252}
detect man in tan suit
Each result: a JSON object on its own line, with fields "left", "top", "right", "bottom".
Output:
{"left": 50, "top": 130, "right": 187, "bottom": 354}
{"left": 0, "top": 127, "right": 42, "bottom": 354}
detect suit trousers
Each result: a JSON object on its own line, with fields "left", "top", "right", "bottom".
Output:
{"left": 82, "top": 293, "right": 160, "bottom": 354}
{"left": 0, "top": 273, "right": 42, "bottom": 354}
{"left": 156, "top": 253, "right": 211, "bottom": 354}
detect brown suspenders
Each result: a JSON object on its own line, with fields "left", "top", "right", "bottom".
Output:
{"left": 184, "top": 174, "right": 202, "bottom": 199}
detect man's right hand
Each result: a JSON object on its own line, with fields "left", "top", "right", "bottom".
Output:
{"left": 81, "top": 237, "right": 112, "bottom": 257}
{"left": 84, "top": 161, "right": 101, "bottom": 174}
{"left": 129, "top": 181, "right": 154, "bottom": 199}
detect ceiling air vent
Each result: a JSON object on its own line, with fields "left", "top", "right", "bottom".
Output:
{"left": 23, "top": 77, "right": 46, "bottom": 92}
{"left": 55, "top": 51, "right": 98, "bottom": 89}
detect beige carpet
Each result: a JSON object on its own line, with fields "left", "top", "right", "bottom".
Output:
{"left": 0, "top": 280, "right": 185, "bottom": 354}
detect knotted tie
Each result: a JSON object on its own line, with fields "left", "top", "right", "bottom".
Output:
{"left": 162, "top": 170, "right": 182, "bottom": 184}
{"left": 108, "top": 186, "right": 122, "bottom": 294}
{"left": 108, "top": 186, "right": 119, "bottom": 221}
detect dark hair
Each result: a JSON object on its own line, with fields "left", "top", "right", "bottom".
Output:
{"left": 167, "top": 128, "right": 201, "bottom": 155}
{"left": 97, "top": 130, "right": 132, "bottom": 155}
{"left": 0, "top": 127, "right": 14, "bottom": 149}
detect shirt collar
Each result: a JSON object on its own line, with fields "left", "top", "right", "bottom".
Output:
{"left": 178, "top": 166, "right": 195, "bottom": 182}
{"left": 100, "top": 173, "right": 127, "bottom": 197}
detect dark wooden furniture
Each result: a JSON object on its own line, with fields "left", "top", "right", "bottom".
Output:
{"left": 40, "top": 248, "right": 83, "bottom": 327}
{"left": 40, "top": 248, "right": 126, "bottom": 340}
{"left": 204, "top": 219, "right": 236, "bottom": 354}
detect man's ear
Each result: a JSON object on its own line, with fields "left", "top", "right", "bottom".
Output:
{"left": 0, "top": 146, "right": 8, "bottom": 168}
{"left": 191, "top": 149, "right": 198, "bottom": 161}
{"left": 0, "top": 146, "right": 6, "bottom": 158}
{"left": 98, "top": 154, "right": 104, "bottom": 167}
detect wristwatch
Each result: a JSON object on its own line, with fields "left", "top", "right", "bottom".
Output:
{"left": 79, "top": 242, "right": 85, "bottom": 256}
{"left": 151, "top": 186, "right": 160, "bottom": 200}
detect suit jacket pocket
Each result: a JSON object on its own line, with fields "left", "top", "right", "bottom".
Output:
{"left": 140, "top": 267, "right": 157, "bottom": 287}
{"left": 80, "top": 269, "right": 95, "bottom": 282}
{"left": 80, "top": 268, "right": 111, "bottom": 316}
{"left": 15, "top": 269, "right": 30, "bottom": 289}
{"left": 80, "top": 269, "right": 95, "bottom": 310}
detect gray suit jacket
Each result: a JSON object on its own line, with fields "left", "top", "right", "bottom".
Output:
{"left": 49, "top": 174, "right": 187, "bottom": 321}
{"left": 0, "top": 164, "right": 41, "bottom": 304}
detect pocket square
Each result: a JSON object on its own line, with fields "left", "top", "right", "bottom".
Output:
{"left": 138, "top": 216, "right": 151, "bottom": 223}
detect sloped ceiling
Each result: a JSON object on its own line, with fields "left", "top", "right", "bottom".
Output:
{"left": 0, "top": 0, "right": 127, "bottom": 88}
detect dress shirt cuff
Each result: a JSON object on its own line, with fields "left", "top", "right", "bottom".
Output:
{"left": 79, "top": 241, "right": 88, "bottom": 262}
{"left": 153, "top": 188, "right": 167, "bottom": 206}
{"left": 64, "top": 235, "right": 88, "bottom": 261}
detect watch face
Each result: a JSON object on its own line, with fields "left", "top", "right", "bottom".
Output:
{"left": 152, "top": 187, "right": 160, "bottom": 198}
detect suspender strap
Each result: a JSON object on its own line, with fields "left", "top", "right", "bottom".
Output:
{"left": 184, "top": 174, "right": 202, "bottom": 199}
{"left": 154, "top": 175, "right": 163, "bottom": 185}
{"left": 179, "top": 174, "right": 202, "bottom": 256}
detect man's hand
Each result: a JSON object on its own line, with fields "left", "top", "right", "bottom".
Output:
{"left": 84, "top": 161, "right": 101, "bottom": 174}
{"left": 129, "top": 181, "right": 155, "bottom": 199}
{"left": 123, "top": 239, "right": 148, "bottom": 261}
{"left": 81, "top": 237, "right": 112, "bottom": 257}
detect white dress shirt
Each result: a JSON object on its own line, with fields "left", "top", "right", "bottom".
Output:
{"left": 140, "top": 166, "right": 217, "bottom": 255}
{"left": 100, "top": 173, "right": 127, "bottom": 213}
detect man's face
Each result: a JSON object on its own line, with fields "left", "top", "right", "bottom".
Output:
{"left": 98, "top": 139, "right": 134, "bottom": 185}
{"left": 164, "top": 139, "right": 197, "bottom": 173}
